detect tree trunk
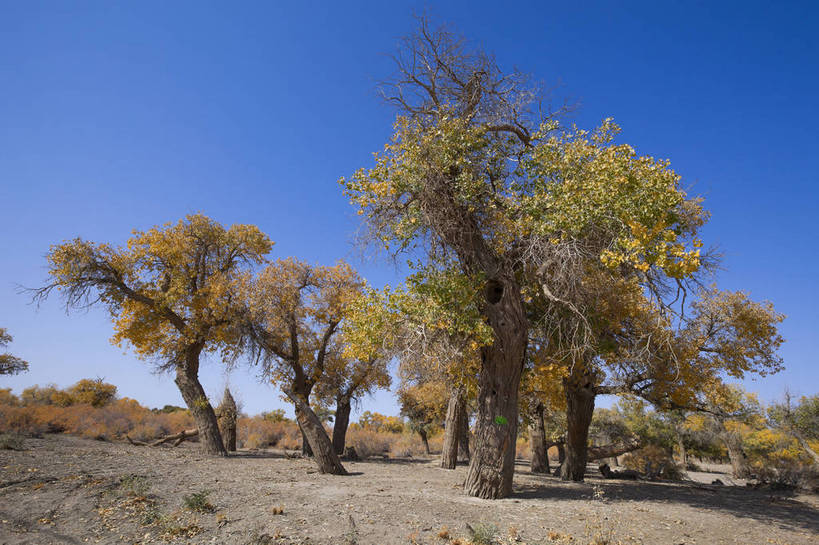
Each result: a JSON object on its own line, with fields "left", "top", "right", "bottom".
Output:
{"left": 529, "top": 403, "right": 549, "bottom": 474}
{"left": 676, "top": 435, "right": 687, "bottom": 466}
{"left": 556, "top": 442, "right": 566, "bottom": 464}
{"left": 561, "top": 375, "right": 596, "bottom": 481}
{"left": 441, "top": 387, "right": 466, "bottom": 469}
{"left": 458, "top": 406, "right": 470, "bottom": 462}
{"left": 463, "top": 277, "right": 528, "bottom": 499}
{"left": 300, "top": 427, "right": 314, "bottom": 456}
{"left": 332, "top": 396, "right": 352, "bottom": 455}
{"left": 724, "top": 434, "right": 751, "bottom": 478}
{"left": 173, "top": 345, "right": 226, "bottom": 456}
{"left": 419, "top": 429, "right": 431, "bottom": 455}
{"left": 285, "top": 389, "right": 347, "bottom": 475}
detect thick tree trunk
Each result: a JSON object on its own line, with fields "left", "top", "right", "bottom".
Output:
{"left": 676, "top": 435, "right": 687, "bottom": 466}
{"left": 332, "top": 396, "right": 352, "bottom": 455}
{"left": 173, "top": 346, "right": 226, "bottom": 456}
{"left": 286, "top": 389, "right": 347, "bottom": 475}
{"left": 300, "top": 427, "right": 314, "bottom": 456}
{"left": 441, "top": 387, "right": 466, "bottom": 469}
{"left": 463, "top": 277, "right": 528, "bottom": 499}
{"left": 419, "top": 429, "right": 431, "bottom": 455}
{"left": 529, "top": 403, "right": 549, "bottom": 474}
{"left": 561, "top": 375, "right": 596, "bottom": 481}
{"left": 458, "top": 406, "right": 470, "bottom": 462}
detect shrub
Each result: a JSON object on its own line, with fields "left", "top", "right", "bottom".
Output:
{"left": 0, "top": 432, "right": 25, "bottom": 450}
{"left": 622, "top": 445, "right": 684, "bottom": 480}
{"left": 182, "top": 490, "right": 215, "bottom": 513}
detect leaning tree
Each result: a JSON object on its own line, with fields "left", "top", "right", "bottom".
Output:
{"left": 242, "top": 258, "right": 363, "bottom": 474}
{"left": 0, "top": 328, "right": 29, "bottom": 376}
{"left": 342, "top": 18, "right": 708, "bottom": 497}
{"left": 36, "top": 214, "right": 272, "bottom": 455}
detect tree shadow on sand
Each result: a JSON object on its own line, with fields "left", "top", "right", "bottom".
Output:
{"left": 513, "top": 470, "right": 819, "bottom": 535}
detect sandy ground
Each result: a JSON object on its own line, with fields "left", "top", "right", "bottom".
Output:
{"left": 1, "top": 435, "right": 817, "bottom": 545}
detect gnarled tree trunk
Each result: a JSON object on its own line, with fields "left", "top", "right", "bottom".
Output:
{"left": 529, "top": 403, "right": 549, "bottom": 474}
{"left": 441, "top": 386, "right": 466, "bottom": 469}
{"left": 419, "top": 428, "right": 431, "bottom": 455}
{"left": 216, "top": 387, "right": 237, "bottom": 452}
{"left": 174, "top": 345, "right": 226, "bottom": 456}
{"left": 332, "top": 396, "right": 352, "bottom": 455}
{"left": 464, "top": 276, "right": 528, "bottom": 499}
{"left": 286, "top": 389, "right": 347, "bottom": 475}
{"left": 587, "top": 437, "right": 642, "bottom": 461}
{"left": 561, "top": 373, "right": 596, "bottom": 481}
{"left": 458, "top": 406, "right": 470, "bottom": 462}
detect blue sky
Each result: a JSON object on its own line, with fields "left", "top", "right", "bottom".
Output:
{"left": 1, "top": 1, "right": 817, "bottom": 417}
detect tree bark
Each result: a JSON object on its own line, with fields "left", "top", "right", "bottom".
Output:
{"left": 676, "top": 435, "right": 687, "bottom": 466}
{"left": 300, "top": 427, "right": 314, "bottom": 456}
{"left": 529, "top": 403, "right": 549, "bottom": 474}
{"left": 463, "top": 277, "right": 528, "bottom": 499}
{"left": 441, "top": 387, "right": 466, "bottom": 469}
{"left": 561, "top": 374, "right": 596, "bottom": 481}
{"left": 556, "top": 442, "right": 566, "bottom": 464}
{"left": 724, "top": 434, "right": 751, "bottom": 478}
{"left": 458, "top": 406, "right": 470, "bottom": 462}
{"left": 332, "top": 396, "right": 352, "bottom": 455}
{"left": 285, "top": 389, "right": 347, "bottom": 475}
{"left": 419, "top": 428, "right": 431, "bottom": 455}
{"left": 173, "top": 345, "right": 226, "bottom": 456}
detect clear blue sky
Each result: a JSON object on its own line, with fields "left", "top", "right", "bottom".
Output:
{"left": 1, "top": 1, "right": 817, "bottom": 417}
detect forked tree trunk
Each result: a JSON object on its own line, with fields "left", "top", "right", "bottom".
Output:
{"left": 332, "top": 396, "right": 352, "bottom": 455}
{"left": 529, "top": 403, "right": 549, "bottom": 474}
{"left": 463, "top": 277, "right": 528, "bottom": 499}
{"left": 174, "top": 345, "right": 226, "bottom": 456}
{"left": 286, "top": 390, "right": 347, "bottom": 475}
{"left": 561, "top": 375, "right": 596, "bottom": 482}
{"left": 419, "top": 429, "right": 431, "bottom": 455}
{"left": 441, "top": 387, "right": 466, "bottom": 469}
{"left": 458, "top": 407, "right": 470, "bottom": 462}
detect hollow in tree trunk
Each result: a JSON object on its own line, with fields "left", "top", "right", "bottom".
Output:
{"left": 441, "top": 387, "right": 466, "bottom": 469}
{"left": 458, "top": 405, "right": 470, "bottom": 462}
{"left": 332, "top": 396, "right": 352, "bottom": 455}
{"left": 529, "top": 403, "right": 549, "bottom": 474}
{"left": 216, "top": 387, "right": 237, "bottom": 452}
{"left": 463, "top": 276, "right": 528, "bottom": 499}
{"left": 173, "top": 345, "right": 226, "bottom": 456}
{"left": 561, "top": 373, "right": 596, "bottom": 482}
{"left": 286, "top": 389, "right": 347, "bottom": 475}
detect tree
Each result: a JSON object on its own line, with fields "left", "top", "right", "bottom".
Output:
{"left": 36, "top": 214, "right": 272, "bottom": 455}
{"left": 342, "top": 18, "right": 708, "bottom": 497}
{"left": 243, "top": 258, "right": 363, "bottom": 474}
{"left": 768, "top": 392, "right": 819, "bottom": 467}
{"left": 313, "top": 349, "right": 391, "bottom": 455}
{"left": 0, "top": 328, "right": 29, "bottom": 376}
{"left": 398, "top": 381, "right": 448, "bottom": 454}
{"left": 66, "top": 378, "right": 117, "bottom": 407}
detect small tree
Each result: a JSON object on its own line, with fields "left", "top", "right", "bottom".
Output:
{"left": 243, "top": 258, "right": 363, "bottom": 474}
{"left": 398, "top": 381, "right": 448, "bottom": 455}
{"left": 0, "top": 328, "right": 29, "bottom": 376}
{"left": 66, "top": 378, "right": 117, "bottom": 407}
{"left": 36, "top": 214, "right": 272, "bottom": 455}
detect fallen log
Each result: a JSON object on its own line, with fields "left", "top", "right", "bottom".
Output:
{"left": 587, "top": 437, "right": 642, "bottom": 461}
{"left": 126, "top": 429, "right": 199, "bottom": 447}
